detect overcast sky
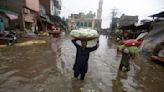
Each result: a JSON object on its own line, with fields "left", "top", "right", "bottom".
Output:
{"left": 60, "top": 0, "right": 164, "bottom": 28}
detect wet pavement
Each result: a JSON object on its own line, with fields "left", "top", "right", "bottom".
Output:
{"left": 0, "top": 35, "right": 164, "bottom": 92}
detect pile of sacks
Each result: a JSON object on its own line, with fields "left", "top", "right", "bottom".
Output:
{"left": 70, "top": 28, "right": 98, "bottom": 38}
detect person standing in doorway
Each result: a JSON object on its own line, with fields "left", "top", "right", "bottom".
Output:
{"left": 0, "top": 17, "right": 4, "bottom": 33}
{"left": 72, "top": 39, "right": 99, "bottom": 80}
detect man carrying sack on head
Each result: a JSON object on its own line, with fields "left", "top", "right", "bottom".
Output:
{"left": 72, "top": 39, "right": 99, "bottom": 80}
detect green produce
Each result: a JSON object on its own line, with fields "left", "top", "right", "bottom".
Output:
{"left": 127, "top": 46, "right": 140, "bottom": 55}
{"left": 117, "top": 45, "right": 126, "bottom": 51}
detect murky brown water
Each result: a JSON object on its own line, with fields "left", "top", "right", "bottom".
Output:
{"left": 0, "top": 35, "right": 163, "bottom": 92}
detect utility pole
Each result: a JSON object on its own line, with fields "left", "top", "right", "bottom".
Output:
{"left": 110, "top": 9, "right": 118, "bottom": 34}
{"left": 111, "top": 9, "right": 117, "bottom": 19}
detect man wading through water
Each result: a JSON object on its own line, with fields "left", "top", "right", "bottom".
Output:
{"left": 119, "top": 48, "right": 131, "bottom": 72}
{"left": 72, "top": 39, "right": 99, "bottom": 80}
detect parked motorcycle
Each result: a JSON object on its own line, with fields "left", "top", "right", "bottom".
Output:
{"left": 0, "top": 30, "right": 17, "bottom": 45}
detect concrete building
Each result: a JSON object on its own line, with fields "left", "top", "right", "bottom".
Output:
{"left": 67, "top": 0, "right": 103, "bottom": 31}
{"left": 38, "top": 0, "right": 62, "bottom": 31}
{"left": 0, "top": 0, "right": 39, "bottom": 31}
{"left": 0, "top": 9, "right": 18, "bottom": 30}
{"left": 0, "top": 0, "right": 63, "bottom": 32}
{"left": 97, "top": 0, "right": 103, "bottom": 19}
{"left": 117, "top": 14, "right": 139, "bottom": 37}
{"left": 40, "top": 0, "right": 61, "bottom": 17}
{"left": 110, "top": 17, "right": 119, "bottom": 32}
{"left": 39, "top": 0, "right": 67, "bottom": 32}
{"left": 96, "top": 0, "right": 103, "bottom": 31}
{"left": 67, "top": 12, "right": 96, "bottom": 31}
{"left": 119, "top": 14, "right": 138, "bottom": 27}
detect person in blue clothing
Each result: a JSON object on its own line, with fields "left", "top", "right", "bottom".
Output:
{"left": 72, "top": 39, "right": 99, "bottom": 80}
{"left": 0, "top": 17, "right": 4, "bottom": 32}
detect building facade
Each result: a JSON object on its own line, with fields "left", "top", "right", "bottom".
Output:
{"left": 67, "top": 12, "right": 96, "bottom": 31}
{"left": 67, "top": 0, "right": 103, "bottom": 31}
{"left": 0, "top": 0, "right": 39, "bottom": 31}
{"left": 0, "top": 0, "right": 63, "bottom": 32}
{"left": 96, "top": 0, "right": 103, "bottom": 31}
{"left": 110, "top": 17, "right": 119, "bottom": 33}
{"left": 39, "top": 0, "right": 65, "bottom": 31}
{"left": 40, "top": 0, "right": 61, "bottom": 17}
{"left": 97, "top": 0, "right": 103, "bottom": 19}
{"left": 119, "top": 14, "right": 138, "bottom": 27}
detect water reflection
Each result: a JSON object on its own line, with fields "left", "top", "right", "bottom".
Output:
{"left": 71, "top": 80, "right": 84, "bottom": 92}
{"left": 112, "top": 71, "right": 128, "bottom": 92}
{"left": 0, "top": 35, "right": 163, "bottom": 92}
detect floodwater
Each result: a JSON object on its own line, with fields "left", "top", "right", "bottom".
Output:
{"left": 0, "top": 35, "right": 164, "bottom": 92}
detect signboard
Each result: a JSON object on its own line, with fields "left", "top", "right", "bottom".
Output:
{"left": 25, "top": 0, "right": 39, "bottom": 12}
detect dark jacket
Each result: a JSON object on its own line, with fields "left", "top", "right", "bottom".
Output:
{"left": 120, "top": 52, "right": 130, "bottom": 67}
{"left": 72, "top": 39, "right": 98, "bottom": 74}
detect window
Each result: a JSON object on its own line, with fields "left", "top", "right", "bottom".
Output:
{"left": 81, "top": 22, "right": 83, "bottom": 27}
{"left": 84, "top": 22, "right": 87, "bottom": 27}
{"left": 89, "top": 22, "right": 92, "bottom": 27}
{"left": 77, "top": 21, "right": 80, "bottom": 27}
{"left": 24, "top": 8, "right": 30, "bottom": 14}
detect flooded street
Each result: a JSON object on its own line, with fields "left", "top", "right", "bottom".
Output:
{"left": 0, "top": 35, "right": 164, "bottom": 92}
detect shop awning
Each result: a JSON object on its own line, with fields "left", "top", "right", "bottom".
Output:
{"left": 119, "top": 22, "right": 152, "bottom": 31}
{"left": 39, "top": 14, "right": 53, "bottom": 24}
{"left": 150, "top": 11, "right": 164, "bottom": 18}
{"left": 6, "top": 13, "right": 18, "bottom": 20}
{"left": 53, "top": 15, "right": 67, "bottom": 29}
{"left": 136, "top": 22, "right": 152, "bottom": 30}
{"left": 119, "top": 24, "right": 136, "bottom": 30}
{"left": 0, "top": 9, "right": 18, "bottom": 20}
